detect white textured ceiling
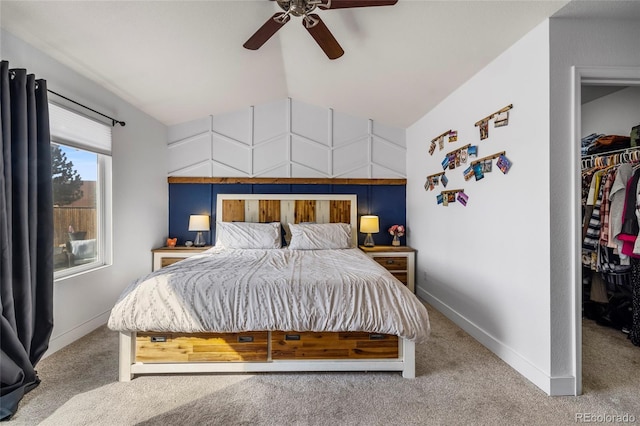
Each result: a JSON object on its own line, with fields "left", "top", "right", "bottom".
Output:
{"left": 3, "top": 0, "right": 629, "bottom": 128}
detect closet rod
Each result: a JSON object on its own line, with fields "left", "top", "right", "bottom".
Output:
{"left": 582, "top": 146, "right": 640, "bottom": 161}
{"left": 48, "top": 89, "right": 126, "bottom": 127}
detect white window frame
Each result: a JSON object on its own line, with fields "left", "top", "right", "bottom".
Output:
{"left": 50, "top": 103, "right": 113, "bottom": 280}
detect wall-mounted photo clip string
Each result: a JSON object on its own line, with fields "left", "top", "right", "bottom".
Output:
{"left": 431, "top": 130, "right": 452, "bottom": 144}
{"left": 441, "top": 188, "right": 464, "bottom": 195}
{"left": 470, "top": 151, "right": 506, "bottom": 166}
{"left": 429, "top": 129, "right": 458, "bottom": 155}
{"left": 424, "top": 171, "right": 446, "bottom": 191}
{"left": 468, "top": 150, "right": 512, "bottom": 177}
{"left": 437, "top": 188, "right": 469, "bottom": 207}
{"left": 447, "top": 143, "right": 471, "bottom": 158}
{"left": 474, "top": 104, "right": 512, "bottom": 140}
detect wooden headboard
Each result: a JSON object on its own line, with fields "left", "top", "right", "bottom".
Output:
{"left": 216, "top": 194, "right": 358, "bottom": 246}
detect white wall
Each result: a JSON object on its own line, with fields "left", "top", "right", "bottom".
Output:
{"left": 548, "top": 17, "right": 640, "bottom": 395}
{"left": 167, "top": 99, "right": 406, "bottom": 178}
{"left": 2, "top": 30, "right": 168, "bottom": 355}
{"left": 407, "top": 21, "right": 554, "bottom": 393}
{"left": 581, "top": 86, "right": 640, "bottom": 137}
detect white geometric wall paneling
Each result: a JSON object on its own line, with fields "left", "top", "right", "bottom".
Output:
{"left": 167, "top": 98, "right": 406, "bottom": 179}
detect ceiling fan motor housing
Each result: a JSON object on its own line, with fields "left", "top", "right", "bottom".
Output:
{"left": 277, "top": 0, "right": 321, "bottom": 17}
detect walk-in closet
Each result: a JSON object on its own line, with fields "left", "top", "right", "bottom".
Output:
{"left": 580, "top": 85, "right": 640, "bottom": 355}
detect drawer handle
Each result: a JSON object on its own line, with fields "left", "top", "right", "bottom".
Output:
{"left": 386, "top": 260, "right": 395, "bottom": 265}
{"left": 237, "top": 336, "right": 254, "bottom": 343}
{"left": 285, "top": 334, "right": 301, "bottom": 341}
{"left": 369, "top": 334, "right": 386, "bottom": 340}
{"left": 150, "top": 336, "right": 167, "bottom": 343}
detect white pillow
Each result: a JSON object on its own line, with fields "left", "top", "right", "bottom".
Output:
{"left": 216, "top": 222, "right": 282, "bottom": 249}
{"left": 287, "top": 223, "right": 352, "bottom": 250}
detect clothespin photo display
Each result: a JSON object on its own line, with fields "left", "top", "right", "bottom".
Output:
{"left": 474, "top": 104, "right": 513, "bottom": 140}
{"left": 437, "top": 189, "right": 468, "bottom": 207}
{"left": 425, "top": 172, "right": 445, "bottom": 191}
{"left": 467, "top": 151, "right": 512, "bottom": 182}
{"left": 430, "top": 129, "right": 458, "bottom": 155}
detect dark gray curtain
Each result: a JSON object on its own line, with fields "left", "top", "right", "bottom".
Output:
{"left": 0, "top": 61, "right": 54, "bottom": 420}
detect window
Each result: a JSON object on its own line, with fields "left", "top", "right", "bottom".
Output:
{"left": 50, "top": 103, "right": 112, "bottom": 278}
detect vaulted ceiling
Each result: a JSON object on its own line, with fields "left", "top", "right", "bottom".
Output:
{"left": 2, "top": 0, "right": 636, "bottom": 128}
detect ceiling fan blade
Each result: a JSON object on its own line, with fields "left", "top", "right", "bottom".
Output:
{"left": 303, "top": 14, "right": 344, "bottom": 60}
{"left": 243, "top": 13, "right": 290, "bottom": 50}
{"left": 318, "top": 0, "right": 398, "bottom": 9}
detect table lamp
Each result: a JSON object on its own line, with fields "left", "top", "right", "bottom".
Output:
{"left": 360, "top": 215, "right": 379, "bottom": 247}
{"left": 188, "top": 214, "right": 210, "bottom": 247}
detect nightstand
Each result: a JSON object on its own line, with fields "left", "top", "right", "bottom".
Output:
{"left": 151, "top": 246, "right": 212, "bottom": 271}
{"left": 359, "top": 245, "right": 416, "bottom": 293}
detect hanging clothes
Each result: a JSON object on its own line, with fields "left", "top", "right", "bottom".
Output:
{"left": 581, "top": 147, "right": 640, "bottom": 345}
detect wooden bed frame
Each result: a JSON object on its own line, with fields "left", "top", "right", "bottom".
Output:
{"left": 118, "top": 194, "right": 416, "bottom": 381}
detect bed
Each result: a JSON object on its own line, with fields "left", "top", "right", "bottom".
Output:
{"left": 109, "top": 194, "right": 430, "bottom": 381}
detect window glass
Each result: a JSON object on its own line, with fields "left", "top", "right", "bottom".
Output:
{"left": 52, "top": 143, "right": 100, "bottom": 273}
{"left": 49, "top": 103, "right": 112, "bottom": 279}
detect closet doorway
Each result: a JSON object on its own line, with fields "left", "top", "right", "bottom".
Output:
{"left": 573, "top": 66, "right": 640, "bottom": 395}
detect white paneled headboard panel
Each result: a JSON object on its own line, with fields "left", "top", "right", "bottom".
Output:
{"left": 215, "top": 193, "right": 358, "bottom": 247}
{"left": 167, "top": 98, "right": 406, "bottom": 179}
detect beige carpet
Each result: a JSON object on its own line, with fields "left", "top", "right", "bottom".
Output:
{"left": 8, "top": 304, "right": 640, "bottom": 425}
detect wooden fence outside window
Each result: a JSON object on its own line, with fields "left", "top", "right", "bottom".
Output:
{"left": 53, "top": 206, "right": 96, "bottom": 247}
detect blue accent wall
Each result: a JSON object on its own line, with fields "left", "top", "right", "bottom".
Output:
{"left": 168, "top": 184, "right": 406, "bottom": 246}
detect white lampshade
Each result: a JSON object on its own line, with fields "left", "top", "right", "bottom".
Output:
{"left": 360, "top": 215, "right": 379, "bottom": 234}
{"left": 188, "top": 215, "right": 210, "bottom": 232}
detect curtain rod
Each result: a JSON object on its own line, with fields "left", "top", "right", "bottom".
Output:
{"left": 47, "top": 89, "right": 126, "bottom": 127}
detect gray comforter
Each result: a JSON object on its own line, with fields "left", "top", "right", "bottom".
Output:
{"left": 107, "top": 247, "right": 430, "bottom": 342}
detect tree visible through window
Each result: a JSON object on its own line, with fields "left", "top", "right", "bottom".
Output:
{"left": 51, "top": 144, "right": 83, "bottom": 206}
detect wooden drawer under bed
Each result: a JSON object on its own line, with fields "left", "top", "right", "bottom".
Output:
{"left": 271, "top": 331, "right": 399, "bottom": 359}
{"left": 136, "top": 331, "right": 399, "bottom": 363}
{"left": 136, "top": 332, "right": 269, "bottom": 362}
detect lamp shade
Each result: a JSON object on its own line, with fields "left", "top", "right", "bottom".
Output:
{"left": 360, "top": 215, "right": 379, "bottom": 234}
{"left": 188, "top": 215, "right": 210, "bottom": 232}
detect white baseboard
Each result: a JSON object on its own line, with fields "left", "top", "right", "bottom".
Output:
{"left": 42, "top": 311, "right": 110, "bottom": 359}
{"left": 417, "top": 286, "right": 577, "bottom": 396}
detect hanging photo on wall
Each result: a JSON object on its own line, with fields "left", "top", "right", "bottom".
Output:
{"left": 447, "top": 193, "right": 456, "bottom": 203}
{"left": 479, "top": 120, "right": 489, "bottom": 140}
{"left": 482, "top": 159, "right": 493, "bottom": 173}
{"left": 441, "top": 174, "right": 449, "bottom": 188}
{"left": 429, "top": 140, "right": 436, "bottom": 155}
{"left": 432, "top": 175, "right": 440, "bottom": 186}
{"left": 457, "top": 191, "right": 469, "bottom": 206}
{"left": 497, "top": 154, "right": 512, "bottom": 174}
{"left": 443, "top": 194, "right": 449, "bottom": 206}
{"left": 448, "top": 153, "right": 456, "bottom": 170}
{"left": 468, "top": 145, "right": 478, "bottom": 157}
{"left": 436, "top": 193, "right": 443, "bottom": 204}
{"left": 463, "top": 165, "right": 474, "bottom": 181}
{"left": 460, "top": 149, "right": 468, "bottom": 164}
{"left": 473, "top": 163, "right": 484, "bottom": 181}
{"left": 441, "top": 155, "right": 450, "bottom": 170}
{"left": 424, "top": 179, "right": 430, "bottom": 191}
{"left": 438, "top": 135, "right": 445, "bottom": 150}
{"left": 448, "top": 130, "right": 458, "bottom": 143}
{"left": 494, "top": 111, "right": 509, "bottom": 127}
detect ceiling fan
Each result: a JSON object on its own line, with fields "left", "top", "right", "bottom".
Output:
{"left": 243, "top": 0, "right": 399, "bottom": 60}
